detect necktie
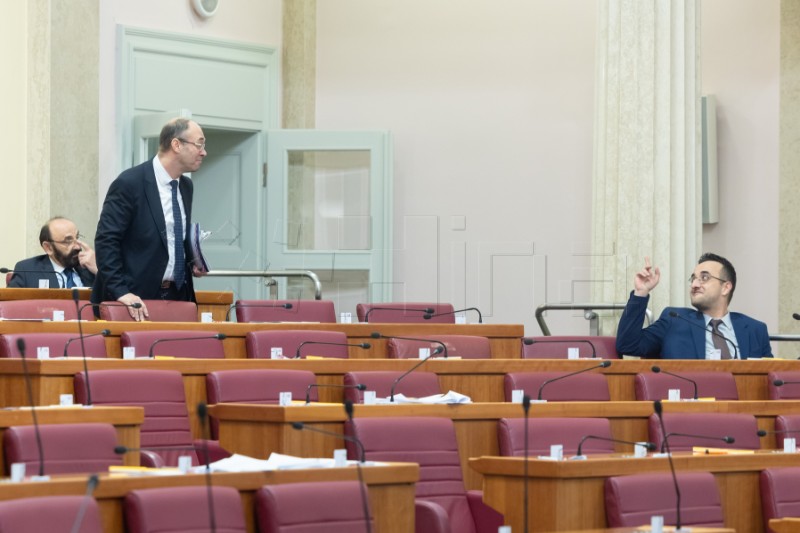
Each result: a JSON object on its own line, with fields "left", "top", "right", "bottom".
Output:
{"left": 62, "top": 268, "right": 76, "bottom": 289}
{"left": 709, "top": 319, "right": 731, "bottom": 359}
{"left": 170, "top": 180, "right": 186, "bottom": 290}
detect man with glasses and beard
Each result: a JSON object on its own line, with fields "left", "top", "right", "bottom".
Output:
{"left": 615, "top": 253, "right": 773, "bottom": 359}
{"left": 7, "top": 217, "right": 97, "bottom": 288}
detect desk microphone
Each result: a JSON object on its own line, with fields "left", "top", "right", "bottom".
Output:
{"left": 378, "top": 339, "right": 446, "bottom": 401}
{"left": 668, "top": 311, "right": 739, "bottom": 359}
{"left": 651, "top": 366, "right": 698, "bottom": 400}
{"left": 290, "top": 422, "right": 367, "bottom": 464}
{"left": 225, "top": 301, "right": 293, "bottom": 321}
{"left": 0, "top": 267, "right": 67, "bottom": 288}
{"left": 305, "top": 383, "right": 366, "bottom": 404}
{"left": 654, "top": 400, "right": 681, "bottom": 531}
{"left": 295, "top": 340, "right": 370, "bottom": 359}
{"left": 659, "top": 432, "right": 734, "bottom": 453}
{"left": 363, "top": 306, "right": 434, "bottom": 322}
{"left": 344, "top": 400, "right": 373, "bottom": 533}
{"left": 757, "top": 428, "right": 800, "bottom": 437}
{"left": 197, "top": 402, "right": 217, "bottom": 533}
{"left": 792, "top": 313, "right": 800, "bottom": 321}
{"left": 63, "top": 329, "right": 110, "bottom": 358}
{"left": 522, "top": 337, "right": 597, "bottom": 358}
{"left": 575, "top": 436, "right": 656, "bottom": 456}
{"left": 423, "top": 307, "right": 483, "bottom": 323}
{"left": 522, "top": 395, "right": 531, "bottom": 533}
{"left": 69, "top": 474, "right": 100, "bottom": 533}
{"left": 147, "top": 333, "right": 226, "bottom": 358}
{"left": 370, "top": 332, "right": 448, "bottom": 359}
{"left": 16, "top": 339, "right": 45, "bottom": 477}
{"left": 536, "top": 361, "right": 611, "bottom": 400}
{"left": 773, "top": 379, "right": 800, "bottom": 387}
{"left": 73, "top": 288, "right": 94, "bottom": 406}
{"left": 77, "top": 301, "right": 142, "bottom": 321}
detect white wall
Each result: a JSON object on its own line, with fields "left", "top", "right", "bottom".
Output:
{"left": 701, "top": 0, "right": 780, "bottom": 332}
{"left": 316, "top": 0, "right": 599, "bottom": 335}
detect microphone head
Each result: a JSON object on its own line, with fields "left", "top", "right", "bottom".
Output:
{"left": 72, "top": 288, "right": 80, "bottom": 302}
{"left": 723, "top": 436, "right": 735, "bottom": 444}
{"left": 423, "top": 314, "right": 433, "bottom": 319}
{"left": 100, "top": 329, "right": 111, "bottom": 336}
{"left": 284, "top": 303, "right": 293, "bottom": 309}
{"left": 653, "top": 400, "right": 663, "bottom": 416}
{"left": 643, "top": 442, "right": 657, "bottom": 451}
{"left": 196, "top": 402, "right": 208, "bottom": 421}
{"left": 215, "top": 333, "right": 227, "bottom": 340}
{"left": 114, "top": 445, "right": 128, "bottom": 454}
{"left": 522, "top": 395, "right": 531, "bottom": 411}
{"left": 344, "top": 399, "right": 354, "bottom": 420}
{"left": 600, "top": 361, "right": 611, "bottom": 368}
{"left": 370, "top": 332, "right": 382, "bottom": 339}
{"left": 651, "top": 366, "right": 662, "bottom": 373}
{"left": 523, "top": 338, "right": 534, "bottom": 345}
{"left": 774, "top": 379, "right": 785, "bottom": 387}
{"left": 360, "top": 343, "right": 371, "bottom": 349}
{"left": 794, "top": 313, "right": 800, "bottom": 321}
{"left": 0, "top": 268, "right": 9, "bottom": 274}
{"left": 87, "top": 473, "right": 99, "bottom": 490}
{"left": 15, "top": 338, "right": 25, "bottom": 355}
{"left": 291, "top": 422, "right": 304, "bottom": 430}
{"left": 355, "top": 384, "right": 367, "bottom": 391}
{"left": 424, "top": 308, "right": 434, "bottom": 313}
{"left": 757, "top": 430, "right": 768, "bottom": 437}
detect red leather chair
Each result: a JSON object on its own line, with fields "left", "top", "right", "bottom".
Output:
{"left": 497, "top": 417, "right": 615, "bottom": 457}
{"left": 0, "top": 299, "right": 94, "bottom": 321}
{"left": 74, "top": 370, "right": 200, "bottom": 467}
{"left": 343, "top": 371, "right": 441, "bottom": 403}
{"left": 387, "top": 335, "right": 491, "bottom": 359}
{"left": 3, "top": 423, "right": 122, "bottom": 475}
{"left": 634, "top": 371, "right": 739, "bottom": 400}
{"left": 0, "top": 495, "right": 102, "bottom": 532}
{"left": 206, "top": 369, "right": 317, "bottom": 438}
{"left": 99, "top": 299, "right": 198, "bottom": 322}
{"left": 0, "top": 332, "right": 108, "bottom": 358}
{"left": 246, "top": 330, "right": 350, "bottom": 359}
{"left": 120, "top": 330, "right": 225, "bottom": 359}
{"left": 647, "top": 412, "right": 760, "bottom": 452}
{"left": 774, "top": 415, "right": 800, "bottom": 448}
{"left": 124, "top": 486, "right": 246, "bottom": 533}
{"left": 232, "top": 299, "right": 337, "bottom": 323}
{"left": 503, "top": 372, "right": 610, "bottom": 401}
{"left": 345, "top": 417, "right": 503, "bottom": 533}
{"left": 768, "top": 371, "right": 800, "bottom": 399}
{"left": 521, "top": 336, "right": 618, "bottom": 359}
{"left": 760, "top": 467, "right": 800, "bottom": 533}
{"left": 605, "top": 472, "right": 724, "bottom": 528}
{"left": 255, "top": 481, "right": 374, "bottom": 533}
{"left": 356, "top": 302, "right": 455, "bottom": 323}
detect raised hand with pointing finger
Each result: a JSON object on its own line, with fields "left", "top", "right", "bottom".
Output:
{"left": 633, "top": 256, "right": 660, "bottom": 297}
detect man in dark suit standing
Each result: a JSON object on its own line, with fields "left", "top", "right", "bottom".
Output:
{"left": 92, "top": 117, "right": 207, "bottom": 321}
{"left": 615, "top": 253, "right": 772, "bottom": 359}
{"left": 7, "top": 217, "right": 97, "bottom": 289}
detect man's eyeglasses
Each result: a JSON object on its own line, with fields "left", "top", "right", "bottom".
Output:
{"left": 50, "top": 233, "right": 84, "bottom": 247}
{"left": 177, "top": 138, "right": 206, "bottom": 150}
{"left": 688, "top": 272, "right": 728, "bottom": 285}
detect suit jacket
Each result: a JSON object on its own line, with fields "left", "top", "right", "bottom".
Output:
{"left": 6, "top": 254, "right": 95, "bottom": 289}
{"left": 615, "top": 292, "right": 773, "bottom": 359}
{"left": 92, "top": 159, "right": 195, "bottom": 304}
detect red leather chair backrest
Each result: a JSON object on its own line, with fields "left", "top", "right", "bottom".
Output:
{"left": 99, "top": 300, "right": 198, "bottom": 322}
{"left": 504, "top": 372, "right": 610, "bottom": 401}
{"left": 0, "top": 333, "right": 107, "bottom": 358}
{"left": 74, "top": 370, "right": 197, "bottom": 467}
{"left": 343, "top": 371, "right": 441, "bottom": 403}
{"left": 206, "top": 369, "right": 317, "bottom": 438}
{"left": 497, "top": 417, "right": 614, "bottom": 457}
{"left": 124, "top": 486, "right": 246, "bottom": 533}
{"left": 634, "top": 371, "right": 739, "bottom": 400}
{"left": 356, "top": 302, "right": 455, "bottom": 323}
{"left": 120, "top": 330, "right": 225, "bottom": 359}
{"left": 775, "top": 415, "right": 800, "bottom": 449}
{"left": 0, "top": 299, "right": 94, "bottom": 321}
{"left": 246, "top": 330, "right": 350, "bottom": 359}
{"left": 605, "top": 472, "right": 723, "bottom": 527}
{"left": 387, "top": 335, "right": 491, "bottom": 359}
{"left": 233, "top": 299, "right": 337, "bottom": 323}
{"left": 521, "top": 336, "right": 619, "bottom": 359}
{"left": 3, "top": 423, "right": 122, "bottom": 475}
{"left": 255, "top": 481, "right": 374, "bottom": 533}
{"left": 345, "top": 417, "right": 477, "bottom": 533}
{"left": 0, "top": 495, "right": 102, "bottom": 532}
{"left": 760, "top": 467, "right": 800, "bottom": 533}
{"left": 647, "top": 412, "right": 761, "bottom": 452}
{"left": 768, "top": 371, "right": 800, "bottom": 400}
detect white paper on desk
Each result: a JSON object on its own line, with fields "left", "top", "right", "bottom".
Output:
{"left": 377, "top": 390, "right": 472, "bottom": 405}
{"left": 197, "top": 453, "right": 379, "bottom": 473}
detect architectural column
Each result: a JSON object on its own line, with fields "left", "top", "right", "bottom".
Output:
{"left": 591, "top": 0, "right": 702, "bottom": 332}
{"left": 282, "top": 0, "right": 316, "bottom": 129}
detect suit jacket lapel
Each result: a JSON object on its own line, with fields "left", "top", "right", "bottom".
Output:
{"left": 143, "top": 163, "right": 168, "bottom": 250}
{"left": 731, "top": 314, "right": 749, "bottom": 359}
{"left": 688, "top": 310, "right": 707, "bottom": 359}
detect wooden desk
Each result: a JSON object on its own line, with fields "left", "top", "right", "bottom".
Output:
{"left": 0, "top": 406, "right": 143, "bottom": 466}
{"left": 209, "top": 400, "right": 800, "bottom": 491}
{"left": 0, "top": 288, "right": 234, "bottom": 322}
{"left": 771, "top": 518, "right": 800, "bottom": 533}
{"left": 550, "top": 529, "right": 734, "bottom": 533}
{"left": 0, "top": 463, "right": 417, "bottom": 533}
{"left": 470, "top": 453, "right": 800, "bottom": 533}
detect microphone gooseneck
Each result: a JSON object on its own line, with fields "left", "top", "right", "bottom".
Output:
{"left": 73, "top": 288, "right": 93, "bottom": 406}
{"left": 522, "top": 394, "right": 531, "bottom": 533}
{"left": 654, "top": 400, "right": 682, "bottom": 530}
{"left": 536, "top": 361, "right": 611, "bottom": 400}
{"left": 304, "top": 383, "right": 366, "bottom": 404}
{"left": 16, "top": 339, "right": 45, "bottom": 477}
{"left": 290, "top": 422, "right": 367, "bottom": 464}
{"left": 343, "top": 400, "right": 373, "bottom": 533}
{"left": 69, "top": 474, "right": 100, "bottom": 533}
{"left": 197, "top": 402, "right": 217, "bottom": 533}
{"left": 147, "top": 334, "right": 226, "bottom": 359}
{"left": 294, "top": 340, "right": 371, "bottom": 359}
{"left": 651, "top": 366, "right": 698, "bottom": 400}
{"left": 659, "top": 432, "right": 734, "bottom": 453}
{"left": 363, "top": 306, "right": 434, "bottom": 322}
{"left": 225, "top": 302, "right": 293, "bottom": 322}
{"left": 423, "top": 307, "right": 483, "bottom": 323}
{"left": 522, "top": 337, "right": 597, "bottom": 358}
{"left": 668, "top": 311, "right": 740, "bottom": 359}
{"left": 575, "top": 435, "right": 656, "bottom": 457}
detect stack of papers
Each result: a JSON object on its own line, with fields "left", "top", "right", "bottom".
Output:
{"left": 374, "top": 390, "right": 472, "bottom": 405}
{"left": 192, "top": 453, "right": 379, "bottom": 473}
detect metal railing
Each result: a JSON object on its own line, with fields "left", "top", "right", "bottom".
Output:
{"left": 204, "top": 270, "right": 323, "bottom": 300}
{"left": 535, "top": 303, "right": 653, "bottom": 336}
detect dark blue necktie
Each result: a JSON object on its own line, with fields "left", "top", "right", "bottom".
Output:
{"left": 62, "top": 268, "right": 75, "bottom": 289}
{"left": 170, "top": 180, "right": 185, "bottom": 289}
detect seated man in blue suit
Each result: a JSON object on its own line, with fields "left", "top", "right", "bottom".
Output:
{"left": 616, "top": 253, "right": 772, "bottom": 359}
{"left": 7, "top": 217, "right": 97, "bottom": 289}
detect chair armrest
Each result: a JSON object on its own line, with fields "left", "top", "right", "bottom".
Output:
{"left": 415, "top": 499, "right": 450, "bottom": 533}
{"left": 467, "top": 490, "right": 504, "bottom": 533}
{"left": 193, "top": 439, "right": 231, "bottom": 464}
{"left": 139, "top": 450, "right": 164, "bottom": 468}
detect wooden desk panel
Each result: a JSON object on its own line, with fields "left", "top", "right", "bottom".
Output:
{"left": 771, "top": 518, "right": 800, "bottom": 533}
{"left": 0, "top": 406, "right": 143, "bottom": 467}
{"left": 210, "top": 401, "right": 800, "bottom": 491}
{"left": 470, "top": 453, "right": 800, "bottom": 533}
{"left": 0, "top": 463, "right": 417, "bottom": 533}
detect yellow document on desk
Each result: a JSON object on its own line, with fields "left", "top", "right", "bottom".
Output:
{"left": 692, "top": 447, "right": 755, "bottom": 455}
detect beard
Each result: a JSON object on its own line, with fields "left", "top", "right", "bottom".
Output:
{"left": 54, "top": 247, "right": 80, "bottom": 269}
